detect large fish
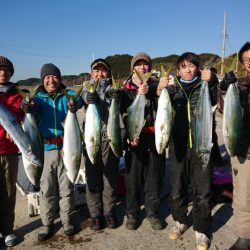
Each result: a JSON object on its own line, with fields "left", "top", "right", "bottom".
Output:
{"left": 107, "top": 77, "right": 122, "bottom": 157}
{"left": 62, "top": 88, "right": 83, "bottom": 183}
{"left": 194, "top": 81, "right": 214, "bottom": 171}
{"left": 0, "top": 101, "right": 42, "bottom": 186}
{"left": 126, "top": 70, "right": 152, "bottom": 141}
{"left": 155, "top": 88, "right": 173, "bottom": 154}
{"left": 155, "top": 66, "right": 174, "bottom": 154}
{"left": 223, "top": 83, "right": 243, "bottom": 156}
{"left": 84, "top": 80, "right": 101, "bottom": 164}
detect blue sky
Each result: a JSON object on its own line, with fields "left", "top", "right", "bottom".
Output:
{"left": 0, "top": 0, "right": 249, "bottom": 82}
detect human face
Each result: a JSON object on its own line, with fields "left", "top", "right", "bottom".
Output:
{"left": 241, "top": 49, "right": 250, "bottom": 74}
{"left": 133, "top": 60, "right": 150, "bottom": 75}
{"left": 43, "top": 75, "right": 61, "bottom": 94}
{"left": 0, "top": 66, "right": 12, "bottom": 84}
{"left": 178, "top": 60, "right": 199, "bottom": 81}
{"left": 91, "top": 65, "right": 109, "bottom": 80}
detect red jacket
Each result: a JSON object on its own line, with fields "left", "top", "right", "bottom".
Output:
{"left": 0, "top": 89, "right": 24, "bottom": 154}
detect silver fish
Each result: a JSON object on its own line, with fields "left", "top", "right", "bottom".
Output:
{"left": 155, "top": 88, "right": 173, "bottom": 154}
{"left": 223, "top": 83, "right": 243, "bottom": 156}
{"left": 126, "top": 70, "right": 152, "bottom": 141}
{"left": 107, "top": 79, "right": 122, "bottom": 157}
{"left": 194, "top": 81, "right": 214, "bottom": 171}
{"left": 63, "top": 111, "right": 82, "bottom": 183}
{"left": 84, "top": 81, "right": 101, "bottom": 164}
{"left": 0, "top": 102, "right": 42, "bottom": 186}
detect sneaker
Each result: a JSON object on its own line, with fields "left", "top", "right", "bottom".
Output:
{"left": 168, "top": 221, "right": 189, "bottom": 240}
{"left": 63, "top": 222, "right": 75, "bottom": 236}
{"left": 105, "top": 215, "right": 118, "bottom": 229}
{"left": 195, "top": 231, "right": 210, "bottom": 250}
{"left": 4, "top": 234, "right": 18, "bottom": 247}
{"left": 147, "top": 216, "right": 163, "bottom": 230}
{"left": 37, "top": 225, "right": 54, "bottom": 241}
{"left": 125, "top": 214, "right": 138, "bottom": 230}
{"left": 90, "top": 216, "right": 102, "bottom": 231}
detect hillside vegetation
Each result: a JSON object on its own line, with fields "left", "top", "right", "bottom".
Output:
{"left": 17, "top": 52, "right": 246, "bottom": 87}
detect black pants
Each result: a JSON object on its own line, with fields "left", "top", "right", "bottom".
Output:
{"left": 0, "top": 154, "right": 18, "bottom": 235}
{"left": 168, "top": 145, "right": 212, "bottom": 233}
{"left": 125, "top": 144, "right": 165, "bottom": 217}
{"left": 84, "top": 140, "right": 120, "bottom": 217}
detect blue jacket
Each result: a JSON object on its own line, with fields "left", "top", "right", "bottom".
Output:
{"left": 34, "top": 85, "right": 83, "bottom": 151}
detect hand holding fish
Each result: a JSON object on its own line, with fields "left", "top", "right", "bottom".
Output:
{"left": 157, "top": 76, "right": 171, "bottom": 96}
{"left": 6, "top": 133, "right": 14, "bottom": 143}
{"left": 21, "top": 99, "right": 35, "bottom": 113}
{"left": 127, "top": 138, "right": 139, "bottom": 147}
{"left": 137, "top": 82, "right": 149, "bottom": 95}
{"left": 200, "top": 69, "right": 212, "bottom": 82}
{"left": 67, "top": 99, "right": 79, "bottom": 113}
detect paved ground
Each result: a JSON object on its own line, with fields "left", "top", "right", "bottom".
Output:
{"left": 0, "top": 111, "right": 236, "bottom": 250}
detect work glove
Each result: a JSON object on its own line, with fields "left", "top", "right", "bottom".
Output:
{"left": 21, "top": 99, "right": 35, "bottom": 113}
{"left": 220, "top": 71, "right": 237, "bottom": 91}
{"left": 86, "top": 91, "right": 99, "bottom": 104}
{"left": 224, "top": 71, "right": 237, "bottom": 84}
{"left": 67, "top": 100, "right": 78, "bottom": 113}
{"left": 109, "top": 89, "right": 121, "bottom": 101}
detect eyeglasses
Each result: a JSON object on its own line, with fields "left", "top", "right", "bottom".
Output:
{"left": 242, "top": 57, "right": 250, "bottom": 64}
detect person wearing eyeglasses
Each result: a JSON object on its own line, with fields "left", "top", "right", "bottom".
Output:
{"left": 219, "top": 42, "right": 250, "bottom": 250}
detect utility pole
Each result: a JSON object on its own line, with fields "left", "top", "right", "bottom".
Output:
{"left": 92, "top": 49, "right": 95, "bottom": 62}
{"left": 220, "top": 12, "right": 227, "bottom": 76}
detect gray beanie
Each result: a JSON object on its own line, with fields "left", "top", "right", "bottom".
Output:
{"left": 131, "top": 52, "right": 152, "bottom": 72}
{"left": 0, "top": 56, "right": 14, "bottom": 76}
{"left": 40, "top": 63, "right": 61, "bottom": 81}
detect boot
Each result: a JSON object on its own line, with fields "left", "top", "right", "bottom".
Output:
{"left": 147, "top": 216, "right": 163, "bottom": 230}
{"left": 37, "top": 225, "right": 54, "bottom": 241}
{"left": 229, "top": 237, "right": 250, "bottom": 250}
{"left": 125, "top": 214, "right": 138, "bottom": 230}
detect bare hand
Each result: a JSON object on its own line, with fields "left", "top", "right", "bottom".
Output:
{"left": 127, "top": 138, "right": 139, "bottom": 146}
{"left": 138, "top": 83, "right": 149, "bottom": 95}
{"left": 6, "top": 133, "right": 14, "bottom": 143}
{"left": 201, "top": 69, "right": 212, "bottom": 82}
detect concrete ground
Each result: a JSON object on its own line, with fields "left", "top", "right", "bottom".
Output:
{"left": 0, "top": 111, "right": 236, "bottom": 250}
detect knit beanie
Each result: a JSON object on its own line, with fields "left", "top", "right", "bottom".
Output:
{"left": 40, "top": 63, "right": 61, "bottom": 82}
{"left": 131, "top": 52, "right": 152, "bottom": 72}
{"left": 91, "top": 58, "right": 111, "bottom": 73}
{"left": 0, "top": 56, "right": 14, "bottom": 76}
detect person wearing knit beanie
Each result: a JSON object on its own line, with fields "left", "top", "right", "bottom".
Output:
{"left": 130, "top": 52, "right": 152, "bottom": 72}
{"left": 40, "top": 63, "right": 62, "bottom": 94}
{"left": 0, "top": 56, "right": 14, "bottom": 76}
{"left": 40, "top": 63, "right": 61, "bottom": 82}
{"left": 0, "top": 55, "right": 22, "bottom": 247}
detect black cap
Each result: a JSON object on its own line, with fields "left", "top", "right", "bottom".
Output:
{"left": 40, "top": 63, "right": 61, "bottom": 81}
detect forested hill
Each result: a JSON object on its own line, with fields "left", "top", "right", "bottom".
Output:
{"left": 17, "top": 52, "right": 242, "bottom": 87}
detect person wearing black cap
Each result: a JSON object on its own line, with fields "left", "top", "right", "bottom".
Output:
{"left": 81, "top": 58, "right": 121, "bottom": 230}
{"left": 0, "top": 56, "right": 24, "bottom": 247}
{"left": 22, "top": 63, "right": 83, "bottom": 240}
{"left": 120, "top": 52, "right": 166, "bottom": 231}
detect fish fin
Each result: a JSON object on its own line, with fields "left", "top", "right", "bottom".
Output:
{"left": 84, "top": 79, "right": 99, "bottom": 93}
{"left": 161, "top": 65, "right": 173, "bottom": 77}
{"left": 111, "top": 75, "right": 122, "bottom": 90}
{"left": 134, "top": 69, "right": 153, "bottom": 84}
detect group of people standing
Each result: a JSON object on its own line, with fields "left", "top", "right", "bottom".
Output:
{"left": 0, "top": 41, "right": 249, "bottom": 250}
